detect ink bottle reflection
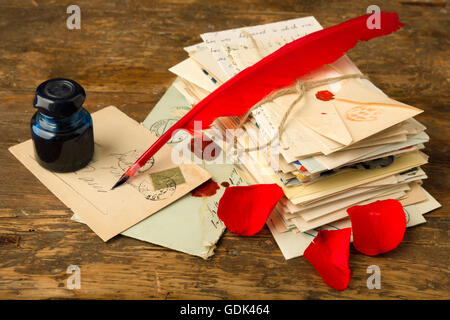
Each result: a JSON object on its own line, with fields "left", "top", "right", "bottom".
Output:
{"left": 31, "top": 78, "right": 94, "bottom": 172}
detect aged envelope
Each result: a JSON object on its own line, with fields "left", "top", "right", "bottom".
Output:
{"left": 190, "top": 47, "right": 228, "bottom": 83}
{"left": 284, "top": 151, "right": 428, "bottom": 204}
{"left": 291, "top": 189, "right": 408, "bottom": 232}
{"left": 284, "top": 76, "right": 422, "bottom": 148}
{"left": 9, "top": 106, "right": 211, "bottom": 241}
{"left": 280, "top": 183, "right": 411, "bottom": 220}
{"left": 400, "top": 182, "right": 427, "bottom": 206}
{"left": 241, "top": 139, "right": 428, "bottom": 204}
{"left": 169, "top": 58, "right": 219, "bottom": 93}
{"left": 74, "top": 83, "right": 247, "bottom": 259}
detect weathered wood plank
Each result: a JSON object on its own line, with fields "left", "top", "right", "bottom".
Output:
{"left": 0, "top": 0, "right": 448, "bottom": 299}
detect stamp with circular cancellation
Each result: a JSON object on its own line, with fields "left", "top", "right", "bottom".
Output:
{"left": 137, "top": 166, "right": 186, "bottom": 201}
{"left": 137, "top": 177, "right": 177, "bottom": 201}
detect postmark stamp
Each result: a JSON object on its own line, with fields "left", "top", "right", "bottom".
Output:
{"left": 138, "top": 177, "right": 176, "bottom": 201}
{"left": 345, "top": 105, "right": 381, "bottom": 122}
{"left": 150, "top": 118, "right": 189, "bottom": 144}
{"left": 115, "top": 150, "right": 155, "bottom": 173}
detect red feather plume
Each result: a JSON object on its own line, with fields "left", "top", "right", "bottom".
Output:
{"left": 183, "top": 11, "right": 403, "bottom": 131}
{"left": 118, "top": 12, "right": 404, "bottom": 182}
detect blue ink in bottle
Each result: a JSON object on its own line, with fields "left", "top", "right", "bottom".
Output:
{"left": 31, "top": 78, "right": 94, "bottom": 172}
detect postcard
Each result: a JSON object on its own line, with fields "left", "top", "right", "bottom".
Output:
{"left": 9, "top": 106, "right": 211, "bottom": 241}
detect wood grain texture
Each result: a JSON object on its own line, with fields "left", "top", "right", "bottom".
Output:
{"left": 0, "top": 0, "right": 448, "bottom": 299}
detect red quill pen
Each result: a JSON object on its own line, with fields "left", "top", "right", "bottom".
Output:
{"left": 112, "top": 12, "right": 403, "bottom": 189}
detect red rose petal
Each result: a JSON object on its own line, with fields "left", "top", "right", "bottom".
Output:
{"left": 304, "top": 228, "right": 352, "bottom": 291}
{"left": 315, "top": 90, "right": 335, "bottom": 101}
{"left": 217, "top": 184, "right": 284, "bottom": 236}
{"left": 347, "top": 199, "right": 406, "bottom": 256}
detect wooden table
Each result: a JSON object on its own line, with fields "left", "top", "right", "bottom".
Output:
{"left": 0, "top": 0, "right": 448, "bottom": 299}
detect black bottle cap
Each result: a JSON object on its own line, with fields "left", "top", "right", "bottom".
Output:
{"left": 33, "top": 78, "right": 86, "bottom": 118}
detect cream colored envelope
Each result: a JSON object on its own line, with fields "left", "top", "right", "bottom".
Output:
{"left": 190, "top": 48, "right": 228, "bottom": 83}
{"left": 279, "top": 183, "right": 411, "bottom": 221}
{"left": 240, "top": 137, "right": 427, "bottom": 205}
{"left": 9, "top": 106, "right": 211, "bottom": 241}
{"left": 400, "top": 182, "right": 427, "bottom": 206}
{"left": 334, "top": 79, "right": 422, "bottom": 141}
{"left": 279, "top": 175, "right": 399, "bottom": 211}
{"left": 280, "top": 78, "right": 420, "bottom": 148}
{"left": 244, "top": 60, "right": 420, "bottom": 156}
{"left": 169, "top": 58, "right": 219, "bottom": 93}
{"left": 291, "top": 189, "right": 407, "bottom": 232}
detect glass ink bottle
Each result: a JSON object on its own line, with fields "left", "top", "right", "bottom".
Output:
{"left": 31, "top": 78, "right": 94, "bottom": 172}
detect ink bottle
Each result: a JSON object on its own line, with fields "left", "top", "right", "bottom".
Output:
{"left": 31, "top": 78, "right": 94, "bottom": 172}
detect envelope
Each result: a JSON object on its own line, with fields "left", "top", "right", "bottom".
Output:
{"left": 190, "top": 48, "right": 228, "bottom": 83}
{"left": 334, "top": 79, "right": 422, "bottom": 141}
{"left": 291, "top": 189, "right": 408, "bottom": 232}
{"left": 169, "top": 58, "right": 219, "bottom": 93}
{"left": 241, "top": 140, "right": 428, "bottom": 204}
{"left": 232, "top": 51, "right": 422, "bottom": 156}
{"left": 292, "top": 77, "right": 421, "bottom": 146}
{"left": 9, "top": 106, "right": 211, "bottom": 241}
{"left": 284, "top": 151, "right": 428, "bottom": 204}
{"left": 279, "top": 175, "right": 399, "bottom": 211}
{"left": 400, "top": 182, "right": 427, "bottom": 206}
{"left": 255, "top": 85, "right": 415, "bottom": 160}
{"left": 279, "top": 183, "right": 411, "bottom": 220}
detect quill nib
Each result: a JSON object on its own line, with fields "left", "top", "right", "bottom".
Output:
{"left": 111, "top": 173, "right": 130, "bottom": 190}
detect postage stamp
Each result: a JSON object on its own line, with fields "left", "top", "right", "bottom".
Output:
{"left": 149, "top": 166, "right": 186, "bottom": 191}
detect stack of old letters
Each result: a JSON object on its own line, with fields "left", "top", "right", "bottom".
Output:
{"left": 167, "top": 16, "right": 441, "bottom": 259}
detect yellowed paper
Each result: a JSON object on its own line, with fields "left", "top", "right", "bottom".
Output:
{"left": 169, "top": 58, "right": 219, "bottom": 93}
{"left": 9, "top": 106, "right": 211, "bottom": 241}
{"left": 292, "top": 190, "right": 407, "bottom": 232}
{"left": 279, "top": 183, "right": 411, "bottom": 221}
{"left": 284, "top": 151, "right": 427, "bottom": 203}
{"left": 269, "top": 210, "right": 291, "bottom": 233}
{"left": 190, "top": 49, "right": 228, "bottom": 83}
{"left": 400, "top": 182, "right": 427, "bottom": 206}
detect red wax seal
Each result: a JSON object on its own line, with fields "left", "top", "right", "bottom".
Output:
{"left": 315, "top": 90, "right": 335, "bottom": 101}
